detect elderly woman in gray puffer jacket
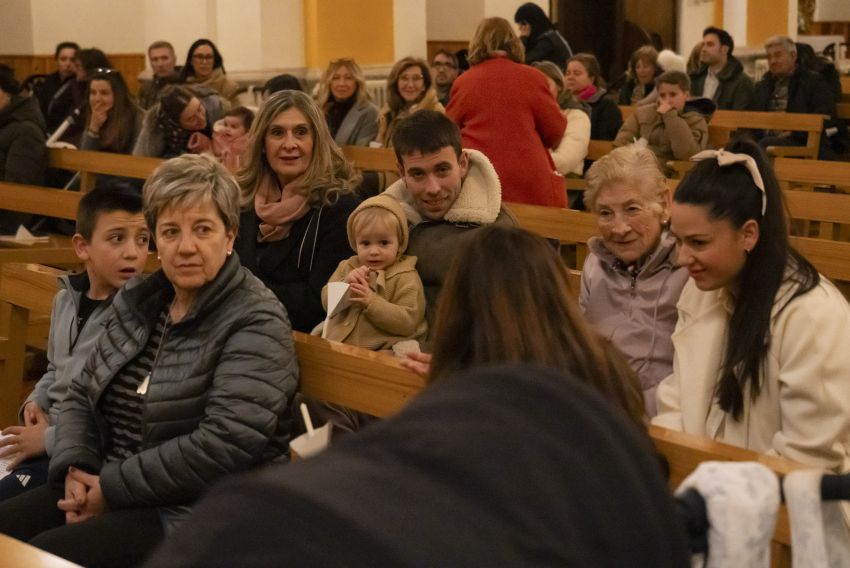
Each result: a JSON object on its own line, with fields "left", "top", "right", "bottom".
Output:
{"left": 579, "top": 144, "right": 688, "bottom": 418}
{"left": 0, "top": 154, "right": 298, "bottom": 567}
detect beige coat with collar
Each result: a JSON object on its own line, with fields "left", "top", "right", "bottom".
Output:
{"left": 654, "top": 277, "right": 850, "bottom": 476}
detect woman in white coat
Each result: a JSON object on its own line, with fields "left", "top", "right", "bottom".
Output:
{"left": 654, "top": 139, "right": 850, "bottom": 485}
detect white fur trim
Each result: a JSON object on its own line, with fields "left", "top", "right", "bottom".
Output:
{"left": 384, "top": 148, "right": 502, "bottom": 226}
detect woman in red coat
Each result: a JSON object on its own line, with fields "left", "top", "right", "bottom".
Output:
{"left": 447, "top": 17, "right": 566, "bottom": 207}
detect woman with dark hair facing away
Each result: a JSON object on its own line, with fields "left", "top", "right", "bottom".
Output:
{"left": 316, "top": 58, "right": 379, "bottom": 147}
{"left": 513, "top": 2, "right": 572, "bottom": 68}
{"left": 566, "top": 53, "right": 623, "bottom": 141}
{"left": 0, "top": 154, "right": 297, "bottom": 566}
{"left": 180, "top": 39, "right": 240, "bottom": 105}
{"left": 404, "top": 224, "right": 646, "bottom": 430}
{"left": 133, "top": 84, "right": 227, "bottom": 158}
{"left": 447, "top": 17, "right": 566, "bottom": 207}
{"left": 80, "top": 69, "right": 142, "bottom": 155}
{"left": 618, "top": 45, "right": 661, "bottom": 105}
{"left": 654, "top": 139, "right": 850, "bottom": 490}
{"left": 234, "top": 90, "right": 361, "bottom": 332}
{"left": 376, "top": 57, "right": 444, "bottom": 148}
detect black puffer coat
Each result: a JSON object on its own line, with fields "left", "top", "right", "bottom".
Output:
{"left": 48, "top": 253, "right": 298, "bottom": 510}
{"left": 0, "top": 95, "right": 46, "bottom": 184}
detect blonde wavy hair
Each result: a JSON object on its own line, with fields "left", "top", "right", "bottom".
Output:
{"left": 315, "top": 58, "right": 370, "bottom": 113}
{"left": 467, "top": 17, "right": 525, "bottom": 65}
{"left": 236, "top": 90, "right": 360, "bottom": 208}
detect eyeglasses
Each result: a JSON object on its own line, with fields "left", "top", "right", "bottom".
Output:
{"left": 399, "top": 75, "right": 424, "bottom": 84}
{"left": 192, "top": 54, "right": 215, "bottom": 61}
{"left": 431, "top": 62, "right": 456, "bottom": 70}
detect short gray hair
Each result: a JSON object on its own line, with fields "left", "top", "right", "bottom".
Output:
{"left": 143, "top": 154, "right": 240, "bottom": 233}
{"left": 584, "top": 144, "right": 667, "bottom": 214}
{"left": 764, "top": 35, "right": 796, "bottom": 55}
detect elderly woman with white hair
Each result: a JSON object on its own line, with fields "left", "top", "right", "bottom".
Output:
{"left": 0, "top": 154, "right": 298, "bottom": 566}
{"left": 579, "top": 144, "right": 688, "bottom": 416}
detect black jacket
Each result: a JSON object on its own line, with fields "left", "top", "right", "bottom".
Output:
{"left": 750, "top": 65, "right": 835, "bottom": 136}
{"left": 689, "top": 57, "right": 754, "bottom": 110}
{"left": 49, "top": 253, "right": 298, "bottom": 510}
{"left": 0, "top": 95, "right": 46, "bottom": 184}
{"left": 235, "top": 192, "right": 360, "bottom": 332}
{"left": 585, "top": 88, "right": 623, "bottom": 141}
{"left": 522, "top": 29, "right": 572, "bottom": 69}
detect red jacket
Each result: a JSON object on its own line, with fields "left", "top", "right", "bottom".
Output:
{"left": 447, "top": 55, "right": 567, "bottom": 207}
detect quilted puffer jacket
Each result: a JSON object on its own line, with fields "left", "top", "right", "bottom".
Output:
{"left": 48, "top": 252, "right": 298, "bottom": 510}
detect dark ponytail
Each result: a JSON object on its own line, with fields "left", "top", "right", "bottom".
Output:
{"left": 674, "top": 137, "right": 819, "bottom": 419}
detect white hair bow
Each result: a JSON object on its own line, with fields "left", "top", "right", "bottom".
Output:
{"left": 690, "top": 149, "right": 767, "bottom": 216}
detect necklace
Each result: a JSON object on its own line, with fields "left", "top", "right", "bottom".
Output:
{"left": 136, "top": 309, "right": 172, "bottom": 396}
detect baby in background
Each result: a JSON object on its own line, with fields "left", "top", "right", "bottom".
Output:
{"left": 212, "top": 106, "right": 254, "bottom": 172}
{"left": 322, "top": 193, "right": 427, "bottom": 350}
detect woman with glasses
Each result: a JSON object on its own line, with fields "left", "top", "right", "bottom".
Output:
{"left": 316, "top": 58, "right": 378, "bottom": 147}
{"left": 133, "top": 85, "right": 227, "bottom": 159}
{"left": 80, "top": 69, "right": 142, "bottom": 155}
{"left": 179, "top": 39, "right": 240, "bottom": 106}
{"left": 376, "top": 57, "right": 444, "bottom": 148}
{"left": 447, "top": 17, "right": 566, "bottom": 207}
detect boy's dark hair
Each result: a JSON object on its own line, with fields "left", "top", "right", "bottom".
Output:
{"left": 0, "top": 65, "right": 19, "bottom": 95}
{"left": 262, "top": 74, "right": 303, "bottom": 95}
{"left": 703, "top": 26, "right": 734, "bottom": 56}
{"left": 226, "top": 106, "right": 255, "bottom": 132}
{"left": 76, "top": 184, "right": 143, "bottom": 241}
{"left": 54, "top": 41, "right": 80, "bottom": 59}
{"left": 656, "top": 70, "right": 690, "bottom": 92}
{"left": 392, "top": 110, "right": 462, "bottom": 166}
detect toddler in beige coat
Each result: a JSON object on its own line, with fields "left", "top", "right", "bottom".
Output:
{"left": 321, "top": 194, "right": 427, "bottom": 350}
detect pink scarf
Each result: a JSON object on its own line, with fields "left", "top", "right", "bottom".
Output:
{"left": 577, "top": 84, "right": 598, "bottom": 101}
{"left": 254, "top": 174, "right": 311, "bottom": 242}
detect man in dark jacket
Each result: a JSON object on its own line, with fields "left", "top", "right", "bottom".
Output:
{"left": 137, "top": 40, "right": 182, "bottom": 109}
{"left": 749, "top": 35, "right": 840, "bottom": 160}
{"left": 689, "top": 26, "right": 753, "bottom": 110}
{"left": 0, "top": 65, "right": 47, "bottom": 232}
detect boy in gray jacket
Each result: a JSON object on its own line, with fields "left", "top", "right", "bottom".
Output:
{"left": 0, "top": 184, "right": 150, "bottom": 499}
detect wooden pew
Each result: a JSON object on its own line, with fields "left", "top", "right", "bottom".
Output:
{"left": 341, "top": 145, "right": 400, "bottom": 187}
{"left": 504, "top": 202, "right": 597, "bottom": 267}
{"left": 0, "top": 263, "right": 63, "bottom": 425}
{"left": 708, "top": 110, "right": 824, "bottom": 159}
{"left": 0, "top": 534, "right": 81, "bottom": 567}
{"left": 46, "top": 148, "right": 162, "bottom": 190}
{"left": 775, "top": 157, "right": 850, "bottom": 240}
{"left": 775, "top": 156, "right": 850, "bottom": 191}
{"left": 0, "top": 183, "right": 84, "bottom": 269}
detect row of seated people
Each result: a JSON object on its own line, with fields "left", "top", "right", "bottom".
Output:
{"left": 5, "top": 15, "right": 847, "bottom": 236}
{"left": 0, "top": 92, "right": 849, "bottom": 564}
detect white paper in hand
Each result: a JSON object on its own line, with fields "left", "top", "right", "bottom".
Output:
{"left": 0, "top": 434, "right": 15, "bottom": 480}
{"left": 321, "top": 282, "right": 355, "bottom": 339}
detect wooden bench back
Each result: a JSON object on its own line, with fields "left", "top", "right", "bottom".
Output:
{"left": 708, "top": 110, "right": 824, "bottom": 158}
{"left": 47, "top": 148, "right": 162, "bottom": 191}
{"left": 504, "top": 202, "right": 597, "bottom": 267}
